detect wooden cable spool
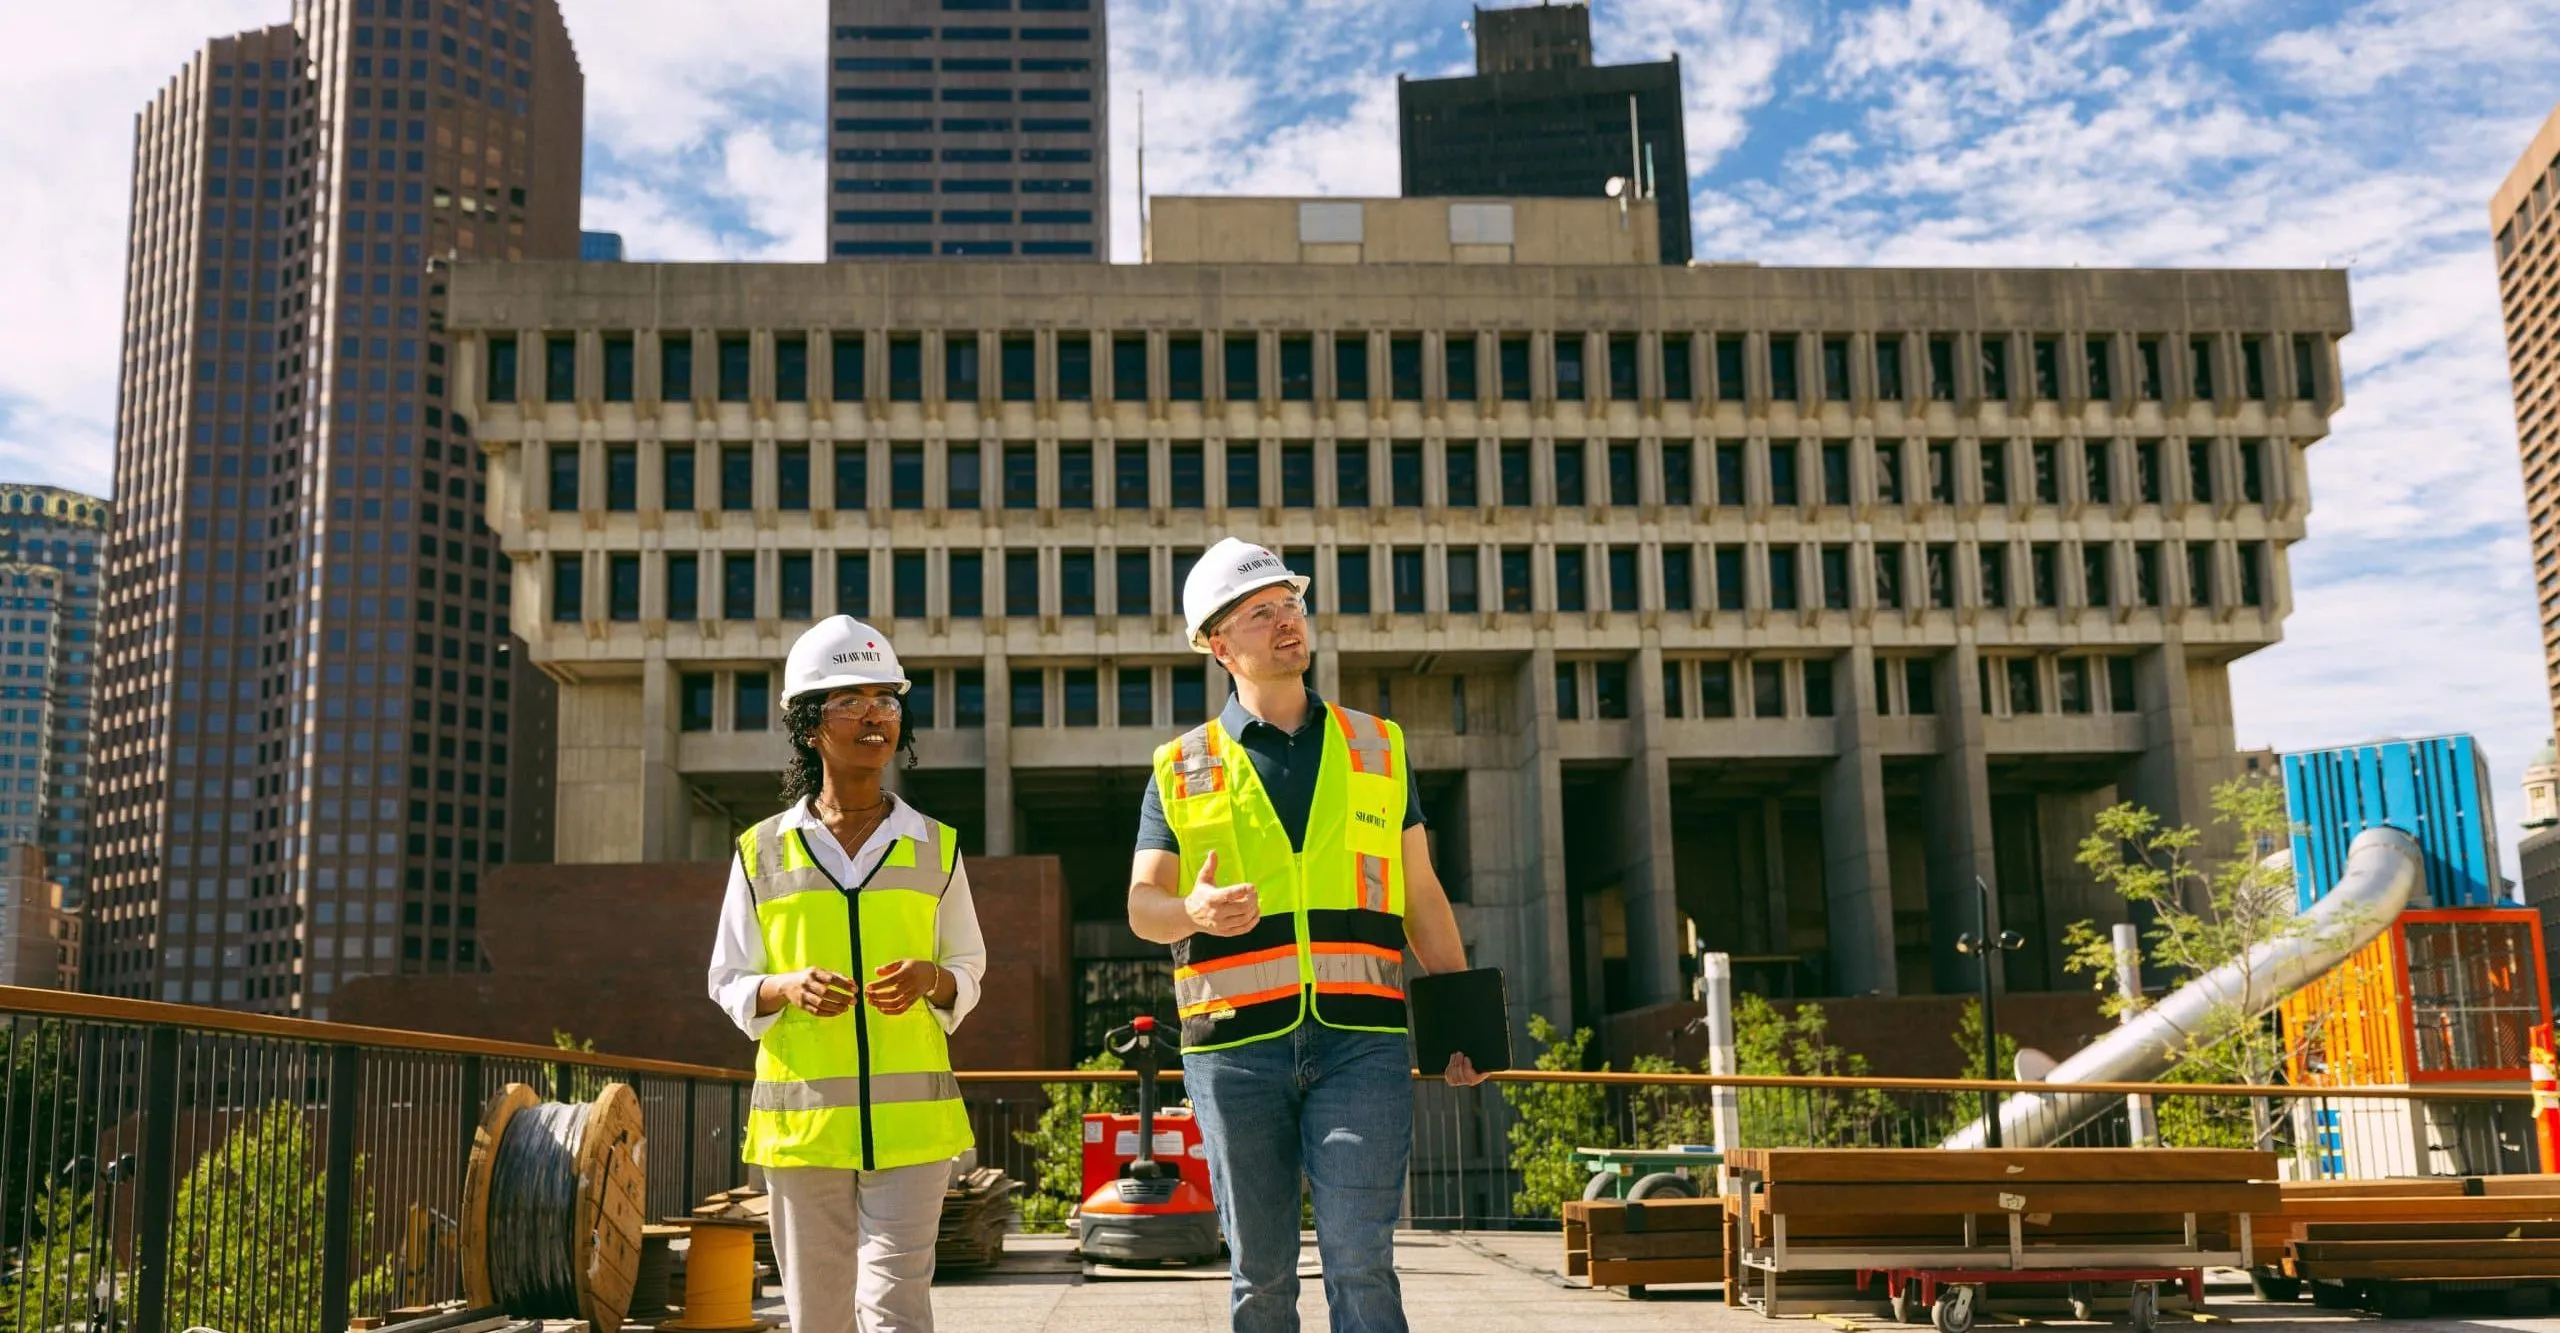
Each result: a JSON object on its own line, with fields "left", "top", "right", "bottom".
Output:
{"left": 460, "top": 1082, "right": 647, "bottom": 1332}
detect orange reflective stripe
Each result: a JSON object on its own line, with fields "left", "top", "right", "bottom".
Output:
{"left": 1175, "top": 725, "right": 1226, "bottom": 798}
{"left": 1177, "top": 980, "right": 1302, "bottom": 1020}
{"left": 1178, "top": 942, "right": 1300, "bottom": 977}
{"left": 1308, "top": 941, "right": 1401, "bottom": 963}
{"left": 1356, "top": 853, "right": 1389, "bottom": 912}
{"left": 1332, "top": 705, "right": 1396, "bottom": 779}
{"left": 1308, "top": 944, "right": 1403, "bottom": 997}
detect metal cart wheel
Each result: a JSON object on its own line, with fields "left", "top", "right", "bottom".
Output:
{"left": 1582, "top": 1171, "right": 1621, "bottom": 1202}
{"left": 1625, "top": 1171, "right": 1699, "bottom": 1200}
{"left": 2127, "top": 1281, "right": 2158, "bottom": 1333}
{"left": 1933, "top": 1285, "right": 1976, "bottom": 1333}
{"left": 1890, "top": 1281, "right": 1918, "bottom": 1325}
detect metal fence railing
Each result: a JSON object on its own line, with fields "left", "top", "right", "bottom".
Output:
{"left": 0, "top": 987, "right": 755, "bottom": 1333}
{"left": 0, "top": 984, "right": 2535, "bottom": 1330}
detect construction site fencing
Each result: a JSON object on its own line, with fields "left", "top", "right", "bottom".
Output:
{"left": 0, "top": 985, "right": 2535, "bottom": 1331}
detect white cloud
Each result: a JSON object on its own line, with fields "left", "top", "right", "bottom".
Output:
{"left": 0, "top": 0, "right": 280, "bottom": 498}
{"left": 11, "top": 0, "right": 2560, "bottom": 875}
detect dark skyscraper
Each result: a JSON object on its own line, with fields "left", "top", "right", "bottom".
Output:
{"left": 827, "top": 0, "right": 1110, "bottom": 261}
{"left": 1398, "top": 2, "right": 1691, "bottom": 265}
{"left": 92, "top": 0, "right": 580, "bottom": 1015}
{"left": 0, "top": 487, "right": 109, "bottom": 910}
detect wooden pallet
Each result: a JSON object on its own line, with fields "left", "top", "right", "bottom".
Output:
{"left": 1561, "top": 1197, "right": 1722, "bottom": 1293}
{"left": 1723, "top": 1149, "right": 2268, "bottom": 1317}
{"left": 2254, "top": 1178, "right": 2560, "bottom": 1267}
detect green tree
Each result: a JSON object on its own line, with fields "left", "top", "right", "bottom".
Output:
{"left": 1954, "top": 997, "right": 2022, "bottom": 1085}
{"left": 1628, "top": 1054, "right": 1718, "bottom": 1151}
{"left": 1500, "top": 1016, "right": 1611, "bottom": 1218}
{"left": 163, "top": 1103, "right": 397, "bottom": 1332}
{"left": 2060, "top": 775, "right": 2344, "bottom": 1144}
{"left": 1013, "top": 1049, "right": 1126, "bottom": 1233}
{"left": 0, "top": 1181, "right": 112, "bottom": 1331}
{"left": 1730, "top": 994, "right": 1897, "bottom": 1148}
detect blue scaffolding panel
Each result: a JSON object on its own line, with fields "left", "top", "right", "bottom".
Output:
{"left": 2282, "top": 735, "right": 2501, "bottom": 910}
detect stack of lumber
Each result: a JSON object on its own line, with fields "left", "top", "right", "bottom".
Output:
{"left": 1723, "top": 1149, "right": 2276, "bottom": 1315}
{"left": 1560, "top": 1196, "right": 1722, "bottom": 1295}
{"left": 2260, "top": 1177, "right": 2560, "bottom": 1310}
{"left": 2258, "top": 1176, "right": 2560, "bottom": 1268}
{"left": 936, "top": 1167, "right": 1018, "bottom": 1272}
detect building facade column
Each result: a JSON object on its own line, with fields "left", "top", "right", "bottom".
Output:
{"left": 638, "top": 654, "right": 687, "bottom": 863}
{"left": 1620, "top": 641, "right": 1683, "bottom": 1006}
{"left": 1514, "top": 645, "right": 1572, "bottom": 1027}
{"left": 1926, "top": 642, "right": 2000, "bottom": 993}
{"left": 982, "top": 648, "right": 1015, "bottom": 855}
{"left": 1822, "top": 643, "right": 1897, "bottom": 995}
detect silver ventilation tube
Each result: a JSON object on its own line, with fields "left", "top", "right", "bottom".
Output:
{"left": 1940, "top": 826, "right": 2422, "bottom": 1150}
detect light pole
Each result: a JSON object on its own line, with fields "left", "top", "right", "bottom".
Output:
{"left": 1954, "top": 876, "right": 2024, "bottom": 1148}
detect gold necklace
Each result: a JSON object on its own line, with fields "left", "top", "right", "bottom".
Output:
{"left": 815, "top": 792, "right": 890, "bottom": 826}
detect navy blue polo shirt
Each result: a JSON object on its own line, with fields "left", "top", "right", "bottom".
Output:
{"left": 1134, "top": 689, "right": 1424, "bottom": 857}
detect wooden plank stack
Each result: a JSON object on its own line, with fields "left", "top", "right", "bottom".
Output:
{"left": 1560, "top": 1197, "right": 1722, "bottom": 1294}
{"left": 2265, "top": 1178, "right": 2560, "bottom": 1311}
{"left": 1724, "top": 1149, "right": 2276, "bottom": 1315}
{"left": 2259, "top": 1176, "right": 2560, "bottom": 1265}
{"left": 936, "top": 1167, "right": 1018, "bottom": 1272}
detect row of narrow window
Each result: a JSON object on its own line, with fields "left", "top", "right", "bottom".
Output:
{"left": 543, "top": 436, "right": 2277, "bottom": 514}
{"left": 670, "top": 650, "right": 2140, "bottom": 737}
{"left": 487, "top": 329, "right": 2327, "bottom": 408}
{"left": 548, "top": 539, "right": 2274, "bottom": 624}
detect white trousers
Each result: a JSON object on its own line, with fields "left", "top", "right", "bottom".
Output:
{"left": 765, "top": 1162, "right": 948, "bottom": 1333}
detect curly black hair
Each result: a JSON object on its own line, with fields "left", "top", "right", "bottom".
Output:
{"left": 778, "top": 694, "right": 919, "bottom": 805}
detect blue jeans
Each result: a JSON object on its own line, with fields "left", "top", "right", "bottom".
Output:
{"left": 1185, "top": 1021, "right": 1412, "bottom": 1333}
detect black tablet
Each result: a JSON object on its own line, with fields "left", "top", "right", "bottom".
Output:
{"left": 1407, "top": 967, "right": 1514, "bottom": 1077}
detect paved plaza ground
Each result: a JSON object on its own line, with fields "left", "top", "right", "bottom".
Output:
{"left": 743, "top": 1231, "right": 2560, "bottom": 1332}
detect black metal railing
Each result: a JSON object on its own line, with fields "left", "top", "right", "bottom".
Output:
{"left": 0, "top": 985, "right": 2534, "bottom": 1330}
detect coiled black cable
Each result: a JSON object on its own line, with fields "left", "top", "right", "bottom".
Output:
{"left": 484, "top": 1100, "right": 594, "bottom": 1315}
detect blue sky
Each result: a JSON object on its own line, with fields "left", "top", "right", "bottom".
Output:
{"left": 7, "top": 0, "right": 2560, "bottom": 864}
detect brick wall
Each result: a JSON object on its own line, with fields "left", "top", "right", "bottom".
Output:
{"left": 332, "top": 855, "right": 1072, "bottom": 1075}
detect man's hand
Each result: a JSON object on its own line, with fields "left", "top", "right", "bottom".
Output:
{"left": 1182, "top": 850, "right": 1261, "bottom": 937}
{"left": 1443, "top": 1052, "right": 1487, "bottom": 1088}
{"left": 762, "top": 968, "right": 857, "bottom": 1019}
{"left": 865, "top": 959, "right": 943, "bottom": 1016}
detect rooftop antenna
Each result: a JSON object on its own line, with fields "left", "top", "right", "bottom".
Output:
{"left": 1136, "top": 89, "right": 1147, "bottom": 248}
{"left": 1627, "top": 94, "right": 1643, "bottom": 199}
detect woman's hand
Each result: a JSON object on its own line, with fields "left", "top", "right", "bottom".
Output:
{"left": 865, "top": 959, "right": 948, "bottom": 1016}
{"left": 760, "top": 968, "right": 857, "bottom": 1019}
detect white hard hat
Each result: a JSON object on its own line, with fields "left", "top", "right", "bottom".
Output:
{"left": 1183, "top": 537, "right": 1310, "bottom": 653}
{"left": 783, "top": 615, "right": 910, "bottom": 702}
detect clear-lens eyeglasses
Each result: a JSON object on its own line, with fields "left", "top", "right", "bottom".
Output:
{"left": 821, "top": 694, "right": 904, "bottom": 722}
{"left": 1227, "top": 595, "right": 1309, "bottom": 634}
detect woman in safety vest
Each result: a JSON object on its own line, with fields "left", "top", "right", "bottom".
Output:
{"left": 707, "top": 615, "right": 986, "bottom": 1333}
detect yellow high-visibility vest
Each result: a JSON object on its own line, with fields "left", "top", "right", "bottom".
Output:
{"left": 738, "top": 811, "right": 973, "bottom": 1172}
{"left": 1151, "top": 702, "right": 1409, "bottom": 1053}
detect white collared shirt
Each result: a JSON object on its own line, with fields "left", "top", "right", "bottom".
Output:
{"left": 706, "top": 795, "right": 987, "bottom": 1043}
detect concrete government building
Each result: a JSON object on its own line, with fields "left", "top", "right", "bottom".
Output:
{"left": 448, "top": 196, "right": 2350, "bottom": 1034}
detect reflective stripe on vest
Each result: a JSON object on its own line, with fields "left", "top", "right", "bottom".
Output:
{"left": 737, "top": 808, "right": 974, "bottom": 1173}
{"left": 751, "top": 1071, "right": 964, "bottom": 1113}
{"left": 1152, "top": 702, "right": 1410, "bottom": 1052}
{"left": 746, "top": 817, "right": 951, "bottom": 906}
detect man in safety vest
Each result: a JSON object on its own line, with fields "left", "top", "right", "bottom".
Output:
{"left": 1128, "top": 537, "right": 1482, "bottom": 1333}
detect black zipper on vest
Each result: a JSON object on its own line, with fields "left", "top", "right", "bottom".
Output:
{"left": 841, "top": 883, "right": 876, "bottom": 1171}
{"left": 803, "top": 830, "right": 879, "bottom": 1172}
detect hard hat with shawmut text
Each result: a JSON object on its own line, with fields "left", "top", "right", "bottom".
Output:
{"left": 783, "top": 615, "right": 910, "bottom": 702}
{"left": 1183, "top": 537, "right": 1311, "bottom": 653}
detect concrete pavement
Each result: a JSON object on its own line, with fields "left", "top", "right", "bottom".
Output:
{"left": 737, "top": 1231, "right": 2560, "bottom": 1331}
